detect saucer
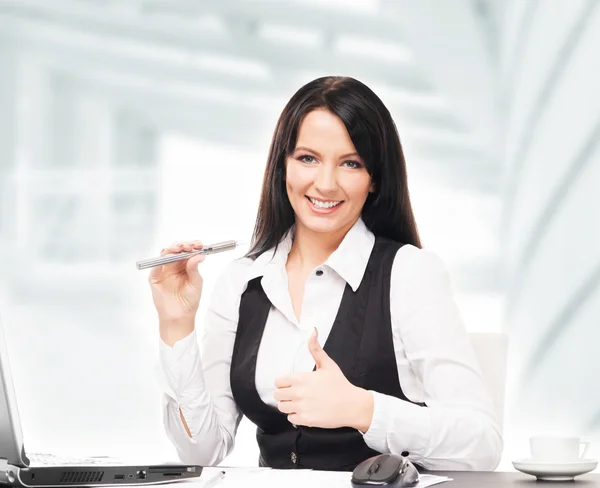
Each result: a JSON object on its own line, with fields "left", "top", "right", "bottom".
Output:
{"left": 512, "top": 458, "right": 598, "bottom": 481}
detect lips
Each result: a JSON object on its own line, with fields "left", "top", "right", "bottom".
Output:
{"left": 307, "top": 196, "right": 342, "bottom": 209}
{"left": 305, "top": 196, "right": 344, "bottom": 214}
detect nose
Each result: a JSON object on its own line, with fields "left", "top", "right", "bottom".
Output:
{"left": 314, "top": 163, "right": 337, "bottom": 194}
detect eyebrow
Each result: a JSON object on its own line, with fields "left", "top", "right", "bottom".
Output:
{"left": 293, "top": 146, "right": 360, "bottom": 160}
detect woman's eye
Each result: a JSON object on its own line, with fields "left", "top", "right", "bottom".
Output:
{"left": 343, "top": 160, "right": 362, "bottom": 168}
{"left": 298, "top": 155, "right": 317, "bottom": 164}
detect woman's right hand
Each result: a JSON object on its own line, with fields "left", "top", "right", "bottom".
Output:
{"left": 148, "top": 240, "right": 206, "bottom": 346}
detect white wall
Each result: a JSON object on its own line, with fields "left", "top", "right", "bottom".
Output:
{"left": 499, "top": 0, "right": 600, "bottom": 449}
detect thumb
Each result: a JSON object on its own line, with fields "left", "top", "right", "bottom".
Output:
{"left": 185, "top": 253, "right": 206, "bottom": 290}
{"left": 308, "top": 328, "right": 333, "bottom": 370}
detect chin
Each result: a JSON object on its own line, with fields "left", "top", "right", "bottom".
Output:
{"left": 297, "top": 213, "right": 355, "bottom": 235}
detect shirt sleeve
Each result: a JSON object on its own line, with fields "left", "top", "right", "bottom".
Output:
{"left": 361, "top": 247, "right": 503, "bottom": 471}
{"left": 155, "top": 261, "right": 245, "bottom": 466}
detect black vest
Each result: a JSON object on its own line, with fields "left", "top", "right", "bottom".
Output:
{"left": 230, "top": 237, "right": 425, "bottom": 471}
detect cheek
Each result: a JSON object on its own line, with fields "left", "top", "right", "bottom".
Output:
{"left": 345, "top": 174, "right": 372, "bottom": 200}
{"left": 286, "top": 164, "right": 312, "bottom": 194}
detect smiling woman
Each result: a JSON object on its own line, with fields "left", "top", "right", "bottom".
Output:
{"left": 285, "top": 109, "right": 374, "bottom": 235}
{"left": 247, "top": 76, "right": 421, "bottom": 260}
{"left": 151, "top": 76, "right": 503, "bottom": 473}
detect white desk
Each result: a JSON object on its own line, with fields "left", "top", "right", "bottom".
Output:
{"left": 184, "top": 466, "right": 600, "bottom": 488}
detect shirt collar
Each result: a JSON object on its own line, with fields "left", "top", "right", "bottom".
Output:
{"left": 247, "top": 226, "right": 294, "bottom": 282}
{"left": 246, "top": 218, "right": 375, "bottom": 292}
{"left": 324, "top": 218, "right": 374, "bottom": 292}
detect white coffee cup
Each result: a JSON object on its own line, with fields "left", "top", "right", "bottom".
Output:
{"left": 530, "top": 436, "right": 591, "bottom": 462}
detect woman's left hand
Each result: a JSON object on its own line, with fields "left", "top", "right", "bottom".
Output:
{"left": 273, "top": 329, "right": 374, "bottom": 431}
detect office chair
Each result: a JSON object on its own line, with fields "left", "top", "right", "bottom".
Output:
{"left": 469, "top": 332, "right": 509, "bottom": 431}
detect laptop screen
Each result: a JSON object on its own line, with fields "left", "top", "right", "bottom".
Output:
{"left": 0, "top": 311, "right": 28, "bottom": 467}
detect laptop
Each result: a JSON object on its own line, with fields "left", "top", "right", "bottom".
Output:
{"left": 0, "top": 312, "right": 203, "bottom": 486}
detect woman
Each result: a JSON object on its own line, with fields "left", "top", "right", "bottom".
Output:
{"left": 150, "top": 76, "right": 503, "bottom": 472}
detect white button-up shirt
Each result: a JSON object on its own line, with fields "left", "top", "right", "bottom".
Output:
{"left": 156, "top": 218, "right": 503, "bottom": 471}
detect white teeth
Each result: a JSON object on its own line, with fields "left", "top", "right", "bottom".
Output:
{"left": 309, "top": 197, "right": 342, "bottom": 209}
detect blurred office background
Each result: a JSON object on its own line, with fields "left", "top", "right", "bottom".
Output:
{"left": 0, "top": 0, "right": 598, "bottom": 469}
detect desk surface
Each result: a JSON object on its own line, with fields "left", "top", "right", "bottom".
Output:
{"left": 206, "top": 467, "right": 600, "bottom": 488}
{"left": 430, "top": 470, "right": 600, "bottom": 487}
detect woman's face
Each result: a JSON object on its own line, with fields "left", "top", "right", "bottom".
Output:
{"left": 285, "top": 109, "right": 373, "bottom": 237}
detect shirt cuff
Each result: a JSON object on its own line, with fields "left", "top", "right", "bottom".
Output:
{"left": 362, "top": 390, "right": 432, "bottom": 458}
{"left": 160, "top": 328, "right": 198, "bottom": 357}
{"left": 155, "top": 329, "right": 205, "bottom": 404}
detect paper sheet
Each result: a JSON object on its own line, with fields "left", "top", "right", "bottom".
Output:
{"left": 415, "top": 474, "right": 454, "bottom": 488}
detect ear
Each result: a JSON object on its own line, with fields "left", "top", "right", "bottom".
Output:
{"left": 369, "top": 181, "right": 376, "bottom": 193}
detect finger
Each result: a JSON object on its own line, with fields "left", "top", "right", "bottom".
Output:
{"left": 161, "top": 241, "right": 184, "bottom": 255}
{"left": 275, "top": 375, "right": 291, "bottom": 389}
{"left": 308, "top": 328, "right": 332, "bottom": 369}
{"left": 185, "top": 253, "right": 206, "bottom": 290}
{"left": 150, "top": 244, "right": 181, "bottom": 281}
{"left": 180, "top": 241, "right": 204, "bottom": 260}
{"left": 186, "top": 253, "right": 206, "bottom": 267}
{"left": 273, "top": 387, "right": 295, "bottom": 402}
{"left": 180, "top": 240, "right": 199, "bottom": 252}
{"left": 148, "top": 263, "right": 163, "bottom": 283}
{"left": 287, "top": 413, "right": 301, "bottom": 426}
{"left": 162, "top": 240, "right": 203, "bottom": 255}
{"left": 274, "top": 373, "right": 304, "bottom": 389}
{"left": 277, "top": 401, "right": 296, "bottom": 415}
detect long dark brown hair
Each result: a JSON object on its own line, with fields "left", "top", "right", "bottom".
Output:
{"left": 246, "top": 76, "right": 421, "bottom": 259}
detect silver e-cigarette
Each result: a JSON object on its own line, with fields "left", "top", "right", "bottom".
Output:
{"left": 136, "top": 240, "right": 245, "bottom": 270}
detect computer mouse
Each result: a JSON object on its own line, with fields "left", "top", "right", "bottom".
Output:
{"left": 351, "top": 453, "right": 419, "bottom": 487}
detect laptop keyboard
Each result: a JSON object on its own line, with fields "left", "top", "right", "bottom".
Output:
{"left": 28, "top": 453, "right": 123, "bottom": 466}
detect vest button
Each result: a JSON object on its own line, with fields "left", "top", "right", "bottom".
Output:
{"left": 290, "top": 452, "right": 298, "bottom": 464}
{"left": 315, "top": 269, "right": 323, "bottom": 276}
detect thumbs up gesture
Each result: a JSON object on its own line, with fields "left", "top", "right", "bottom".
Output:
{"left": 273, "top": 328, "right": 374, "bottom": 431}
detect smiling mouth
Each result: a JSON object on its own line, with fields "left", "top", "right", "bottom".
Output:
{"left": 306, "top": 196, "right": 343, "bottom": 209}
